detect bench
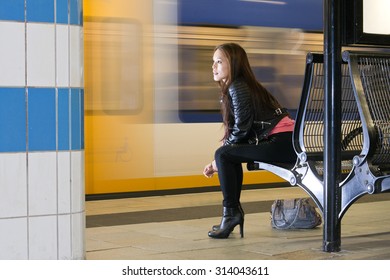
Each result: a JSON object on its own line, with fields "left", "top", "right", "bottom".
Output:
{"left": 341, "top": 51, "right": 390, "bottom": 215}
{"left": 248, "top": 51, "right": 390, "bottom": 218}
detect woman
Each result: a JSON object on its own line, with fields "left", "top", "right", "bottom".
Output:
{"left": 203, "top": 43, "right": 296, "bottom": 239}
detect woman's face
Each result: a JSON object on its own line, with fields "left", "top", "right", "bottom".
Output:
{"left": 212, "top": 49, "right": 229, "bottom": 82}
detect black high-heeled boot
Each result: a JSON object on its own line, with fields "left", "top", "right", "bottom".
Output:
{"left": 208, "top": 207, "right": 244, "bottom": 239}
{"left": 211, "top": 203, "right": 244, "bottom": 231}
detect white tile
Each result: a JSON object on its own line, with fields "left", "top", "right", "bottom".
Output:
{"left": 72, "top": 212, "right": 86, "bottom": 259}
{"left": 0, "top": 153, "right": 27, "bottom": 218}
{"left": 58, "top": 214, "right": 72, "bottom": 259}
{"left": 56, "top": 25, "right": 69, "bottom": 87}
{"left": 28, "top": 216, "right": 57, "bottom": 260}
{"left": 58, "top": 151, "right": 71, "bottom": 214}
{"left": 0, "top": 218, "right": 28, "bottom": 260}
{"left": 70, "top": 25, "right": 83, "bottom": 87}
{"left": 28, "top": 152, "right": 57, "bottom": 216}
{"left": 0, "top": 22, "right": 25, "bottom": 87}
{"left": 27, "top": 23, "right": 55, "bottom": 87}
{"left": 71, "top": 151, "right": 85, "bottom": 213}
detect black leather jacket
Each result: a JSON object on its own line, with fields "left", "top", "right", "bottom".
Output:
{"left": 224, "top": 79, "right": 287, "bottom": 145}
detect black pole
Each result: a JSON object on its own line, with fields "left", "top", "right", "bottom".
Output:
{"left": 323, "top": 0, "right": 342, "bottom": 252}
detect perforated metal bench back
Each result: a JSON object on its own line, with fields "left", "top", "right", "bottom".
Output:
{"left": 346, "top": 52, "right": 390, "bottom": 170}
{"left": 293, "top": 53, "right": 363, "bottom": 166}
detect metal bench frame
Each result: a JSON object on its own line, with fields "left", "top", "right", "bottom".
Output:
{"left": 341, "top": 51, "right": 390, "bottom": 214}
{"left": 249, "top": 50, "right": 390, "bottom": 221}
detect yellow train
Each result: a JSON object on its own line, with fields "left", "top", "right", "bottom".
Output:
{"left": 83, "top": 0, "right": 323, "bottom": 196}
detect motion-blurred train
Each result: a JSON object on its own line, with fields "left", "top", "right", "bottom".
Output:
{"left": 83, "top": 0, "right": 324, "bottom": 197}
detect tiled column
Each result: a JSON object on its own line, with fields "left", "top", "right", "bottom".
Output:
{"left": 0, "top": 0, "right": 84, "bottom": 259}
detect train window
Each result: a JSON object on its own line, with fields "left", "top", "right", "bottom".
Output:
{"left": 84, "top": 18, "right": 141, "bottom": 114}
{"left": 178, "top": 46, "right": 222, "bottom": 122}
{"left": 177, "top": 45, "right": 301, "bottom": 123}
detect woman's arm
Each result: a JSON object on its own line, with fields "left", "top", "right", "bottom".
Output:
{"left": 225, "top": 80, "right": 254, "bottom": 145}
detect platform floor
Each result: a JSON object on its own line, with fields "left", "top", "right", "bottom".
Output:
{"left": 85, "top": 186, "right": 390, "bottom": 260}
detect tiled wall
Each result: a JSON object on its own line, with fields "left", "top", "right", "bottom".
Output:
{"left": 0, "top": 0, "right": 84, "bottom": 259}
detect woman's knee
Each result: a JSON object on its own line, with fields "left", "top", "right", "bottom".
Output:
{"left": 214, "top": 145, "right": 231, "bottom": 160}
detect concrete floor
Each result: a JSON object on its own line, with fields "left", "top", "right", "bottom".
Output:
{"left": 85, "top": 187, "right": 390, "bottom": 260}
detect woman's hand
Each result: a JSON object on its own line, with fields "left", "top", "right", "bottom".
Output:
{"left": 203, "top": 160, "right": 218, "bottom": 178}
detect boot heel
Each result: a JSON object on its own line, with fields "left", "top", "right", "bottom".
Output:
{"left": 239, "top": 221, "right": 244, "bottom": 238}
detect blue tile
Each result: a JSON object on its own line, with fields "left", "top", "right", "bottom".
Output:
{"left": 71, "top": 88, "right": 81, "bottom": 150}
{"left": 58, "top": 88, "right": 70, "bottom": 150}
{"left": 56, "top": 0, "right": 68, "bottom": 24}
{"left": 0, "top": 0, "right": 25, "bottom": 22}
{"left": 0, "top": 88, "right": 26, "bottom": 152}
{"left": 80, "top": 89, "right": 84, "bottom": 149}
{"left": 70, "top": 0, "right": 82, "bottom": 25}
{"left": 26, "top": 0, "right": 55, "bottom": 23}
{"left": 28, "top": 88, "right": 56, "bottom": 151}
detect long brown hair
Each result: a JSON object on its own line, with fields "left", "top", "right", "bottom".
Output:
{"left": 214, "top": 43, "right": 282, "bottom": 141}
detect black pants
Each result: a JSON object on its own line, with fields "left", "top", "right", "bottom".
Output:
{"left": 214, "top": 132, "right": 296, "bottom": 208}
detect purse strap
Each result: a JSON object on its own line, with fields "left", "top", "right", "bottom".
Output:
{"left": 271, "top": 199, "right": 302, "bottom": 230}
